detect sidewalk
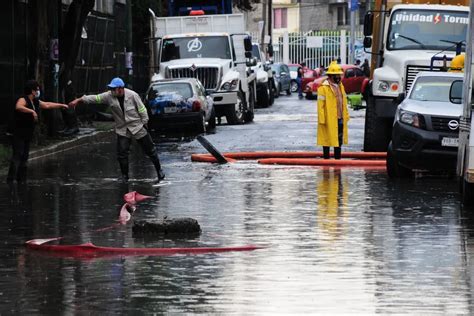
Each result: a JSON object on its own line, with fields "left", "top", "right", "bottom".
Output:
{"left": 0, "top": 123, "right": 114, "bottom": 176}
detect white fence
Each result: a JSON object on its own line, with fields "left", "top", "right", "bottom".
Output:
{"left": 261, "top": 30, "right": 366, "bottom": 68}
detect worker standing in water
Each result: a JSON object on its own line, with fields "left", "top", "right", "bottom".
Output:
{"left": 316, "top": 61, "right": 350, "bottom": 159}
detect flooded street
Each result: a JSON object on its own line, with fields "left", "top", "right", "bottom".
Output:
{"left": 1, "top": 95, "right": 474, "bottom": 314}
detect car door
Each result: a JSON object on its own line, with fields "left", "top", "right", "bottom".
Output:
{"left": 353, "top": 68, "right": 366, "bottom": 93}
{"left": 281, "top": 65, "right": 291, "bottom": 90}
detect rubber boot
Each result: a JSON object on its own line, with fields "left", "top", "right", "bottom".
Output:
{"left": 323, "top": 147, "right": 330, "bottom": 159}
{"left": 334, "top": 147, "right": 342, "bottom": 160}
{"left": 150, "top": 155, "right": 165, "bottom": 182}
{"left": 118, "top": 160, "right": 129, "bottom": 183}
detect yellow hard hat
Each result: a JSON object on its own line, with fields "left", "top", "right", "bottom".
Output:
{"left": 326, "top": 61, "right": 343, "bottom": 75}
{"left": 449, "top": 53, "right": 465, "bottom": 72}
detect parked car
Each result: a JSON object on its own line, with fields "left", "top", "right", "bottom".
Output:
{"left": 271, "top": 63, "right": 292, "bottom": 96}
{"left": 304, "top": 64, "right": 368, "bottom": 99}
{"left": 387, "top": 72, "right": 463, "bottom": 177}
{"left": 145, "top": 78, "right": 216, "bottom": 134}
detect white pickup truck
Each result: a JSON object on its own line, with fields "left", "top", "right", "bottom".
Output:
{"left": 149, "top": 11, "right": 256, "bottom": 125}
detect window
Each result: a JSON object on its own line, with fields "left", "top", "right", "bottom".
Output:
{"left": 337, "top": 5, "right": 348, "bottom": 26}
{"left": 345, "top": 69, "right": 355, "bottom": 78}
{"left": 354, "top": 68, "right": 364, "bottom": 77}
{"left": 274, "top": 8, "right": 288, "bottom": 29}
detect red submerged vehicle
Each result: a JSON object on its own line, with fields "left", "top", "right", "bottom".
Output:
{"left": 304, "top": 64, "right": 368, "bottom": 100}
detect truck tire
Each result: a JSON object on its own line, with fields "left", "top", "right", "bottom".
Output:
{"left": 244, "top": 88, "right": 255, "bottom": 123}
{"left": 273, "top": 82, "right": 280, "bottom": 99}
{"left": 268, "top": 81, "right": 275, "bottom": 106}
{"left": 226, "top": 91, "right": 245, "bottom": 125}
{"left": 257, "top": 84, "right": 270, "bottom": 108}
{"left": 462, "top": 178, "right": 474, "bottom": 207}
{"left": 363, "top": 93, "right": 391, "bottom": 152}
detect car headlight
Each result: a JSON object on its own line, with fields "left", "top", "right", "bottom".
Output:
{"left": 221, "top": 79, "right": 239, "bottom": 91}
{"left": 378, "top": 80, "right": 399, "bottom": 93}
{"left": 398, "top": 110, "right": 422, "bottom": 128}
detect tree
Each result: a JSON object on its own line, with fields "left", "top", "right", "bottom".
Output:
{"left": 58, "top": 0, "right": 95, "bottom": 132}
{"left": 233, "top": 0, "right": 260, "bottom": 11}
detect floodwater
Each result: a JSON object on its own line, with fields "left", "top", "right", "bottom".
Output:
{"left": 1, "top": 96, "right": 474, "bottom": 314}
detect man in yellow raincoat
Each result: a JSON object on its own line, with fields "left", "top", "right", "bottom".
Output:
{"left": 317, "top": 61, "right": 349, "bottom": 159}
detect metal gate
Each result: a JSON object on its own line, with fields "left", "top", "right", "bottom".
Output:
{"left": 271, "top": 30, "right": 365, "bottom": 68}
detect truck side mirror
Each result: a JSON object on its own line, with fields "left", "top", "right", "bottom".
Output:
{"left": 449, "top": 80, "right": 463, "bottom": 104}
{"left": 244, "top": 37, "right": 252, "bottom": 52}
{"left": 246, "top": 57, "right": 257, "bottom": 67}
{"left": 267, "top": 44, "right": 274, "bottom": 58}
{"left": 363, "top": 37, "right": 372, "bottom": 49}
{"left": 363, "top": 12, "right": 374, "bottom": 36}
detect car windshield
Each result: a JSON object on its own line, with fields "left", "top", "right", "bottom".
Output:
{"left": 387, "top": 9, "right": 468, "bottom": 51}
{"left": 149, "top": 83, "right": 193, "bottom": 99}
{"left": 409, "top": 76, "right": 459, "bottom": 102}
{"left": 161, "top": 36, "right": 231, "bottom": 62}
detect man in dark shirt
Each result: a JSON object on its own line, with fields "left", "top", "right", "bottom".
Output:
{"left": 7, "top": 80, "right": 68, "bottom": 183}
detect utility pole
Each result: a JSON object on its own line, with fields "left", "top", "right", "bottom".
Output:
{"left": 262, "top": 0, "right": 267, "bottom": 51}
{"left": 125, "top": 0, "right": 133, "bottom": 88}
{"left": 268, "top": 0, "right": 272, "bottom": 46}
{"left": 349, "top": 0, "right": 357, "bottom": 64}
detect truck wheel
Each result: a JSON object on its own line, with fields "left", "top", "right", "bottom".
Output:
{"left": 363, "top": 93, "right": 391, "bottom": 152}
{"left": 226, "top": 91, "right": 245, "bottom": 125}
{"left": 290, "top": 80, "right": 298, "bottom": 93}
{"left": 244, "top": 88, "right": 255, "bottom": 123}
{"left": 462, "top": 178, "right": 474, "bottom": 207}
{"left": 257, "top": 85, "right": 270, "bottom": 108}
{"left": 387, "top": 142, "right": 412, "bottom": 178}
{"left": 268, "top": 82, "right": 275, "bottom": 106}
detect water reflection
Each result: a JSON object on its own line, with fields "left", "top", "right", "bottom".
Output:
{"left": 316, "top": 168, "right": 348, "bottom": 239}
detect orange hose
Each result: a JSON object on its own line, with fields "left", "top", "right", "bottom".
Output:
{"left": 191, "top": 151, "right": 386, "bottom": 164}
{"left": 258, "top": 158, "right": 386, "bottom": 167}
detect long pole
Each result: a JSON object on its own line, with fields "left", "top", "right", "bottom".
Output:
{"left": 349, "top": 7, "right": 355, "bottom": 64}
{"left": 268, "top": 0, "right": 272, "bottom": 46}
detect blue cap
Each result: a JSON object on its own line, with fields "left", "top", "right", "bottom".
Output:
{"left": 107, "top": 77, "right": 125, "bottom": 88}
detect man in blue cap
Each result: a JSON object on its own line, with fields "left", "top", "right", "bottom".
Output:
{"left": 69, "top": 77, "right": 165, "bottom": 183}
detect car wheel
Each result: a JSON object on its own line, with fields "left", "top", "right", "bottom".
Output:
{"left": 207, "top": 107, "right": 216, "bottom": 133}
{"left": 226, "top": 91, "right": 245, "bottom": 124}
{"left": 290, "top": 80, "right": 298, "bottom": 93}
{"left": 197, "top": 112, "right": 206, "bottom": 134}
{"left": 286, "top": 83, "right": 292, "bottom": 96}
{"left": 274, "top": 82, "right": 280, "bottom": 98}
{"left": 268, "top": 82, "right": 274, "bottom": 106}
{"left": 387, "top": 142, "right": 412, "bottom": 178}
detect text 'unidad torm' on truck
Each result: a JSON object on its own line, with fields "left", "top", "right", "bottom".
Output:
{"left": 362, "top": 0, "right": 469, "bottom": 152}
{"left": 148, "top": 10, "right": 257, "bottom": 125}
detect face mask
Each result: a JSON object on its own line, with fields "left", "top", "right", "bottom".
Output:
{"left": 35, "top": 90, "right": 41, "bottom": 99}
{"left": 332, "top": 76, "right": 341, "bottom": 84}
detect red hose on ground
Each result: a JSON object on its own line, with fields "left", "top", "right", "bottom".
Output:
{"left": 25, "top": 239, "right": 262, "bottom": 259}
{"left": 25, "top": 191, "right": 262, "bottom": 258}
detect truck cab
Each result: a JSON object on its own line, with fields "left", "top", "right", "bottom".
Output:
{"left": 363, "top": 1, "right": 469, "bottom": 152}
{"left": 250, "top": 43, "right": 275, "bottom": 108}
{"left": 149, "top": 12, "right": 257, "bottom": 125}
